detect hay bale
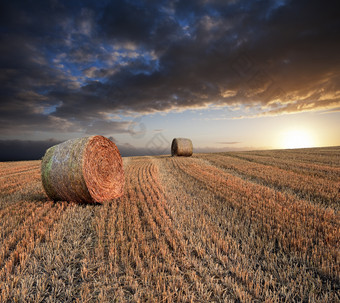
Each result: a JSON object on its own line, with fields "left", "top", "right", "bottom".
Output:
{"left": 41, "top": 136, "right": 124, "bottom": 203}
{"left": 171, "top": 138, "right": 193, "bottom": 156}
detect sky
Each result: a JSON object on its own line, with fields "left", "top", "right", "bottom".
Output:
{"left": 0, "top": 0, "right": 339, "bottom": 160}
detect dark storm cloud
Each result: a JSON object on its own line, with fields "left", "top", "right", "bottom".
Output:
{"left": 0, "top": 138, "right": 164, "bottom": 160}
{"left": 0, "top": 137, "right": 254, "bottom": 161}
{"left": 1, "top": 0, "right": 340, "bottom": 137}
{"left": 0, "top": 139, "right": 61, "bottom": 161}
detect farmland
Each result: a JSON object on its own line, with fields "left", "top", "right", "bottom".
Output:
{"left": 0, "top": 147, "right": 339, "bottom": 302}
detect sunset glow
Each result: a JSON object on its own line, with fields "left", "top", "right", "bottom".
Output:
{"left": 281, "top": 129, "right": 315, "bottom": 149}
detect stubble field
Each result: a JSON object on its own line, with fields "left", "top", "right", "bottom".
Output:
{"left": 0, "top": 147, "right": 339, "bottom": 302}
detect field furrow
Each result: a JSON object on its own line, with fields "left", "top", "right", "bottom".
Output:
{"left": 197, "top": 153, "right": 340, "bottom": 208}
{"left": 175, "top": 157, "right": 339, "bottom": 269}
{"left": 0, "top": 202, "right": 40, "bottom": 243}
{"left": 0, "top": 164, "right": 44, "bottom": 210}
{"left": 156, "top": 157, "right": 274, "bottom": 301}
{"left": 160, "top": 157, "right": 339, "bottom": 301}
{"left": 0, "top": 161, "right": 40, "bottom": 177}
{"left": 241, "top": 147, "right": 340, "bottom": 166}
{"left": 0, "top": 202, "right": 67, "bottom": 301}
{"left": 0, "top": 167, "right": 40, "bottom": 180}
{"left": 226, "top": 153, "right": 340, "bottom": 181}
{"left": 112, "top": 159, "right": 209, "bottom": 301}
{"left": 0, "top": 147, "right": 339, "bottom": 302}
{"left": 2, "top": 203, "right": 94, "bottom": 302}
{"left": 0, "top": 171, "right": 40, "bottom": 196}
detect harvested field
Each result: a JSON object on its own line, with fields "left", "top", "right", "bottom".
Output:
{"left": 0, "top": 147, "right": 339, "bottom": 302}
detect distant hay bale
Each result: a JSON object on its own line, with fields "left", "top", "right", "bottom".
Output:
{"left": 41, "top": 136, "right": 124, "bottom": 203}
{"left": 171, "top": 138, "right": 193, "bottom": 156}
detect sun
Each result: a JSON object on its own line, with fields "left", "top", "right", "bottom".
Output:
{"left": 281, "top": 129, "right": 315, "bottom": 149}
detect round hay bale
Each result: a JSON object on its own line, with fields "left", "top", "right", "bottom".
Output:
{"left": 41, "top": 136, "right": 124, "bottom": 203}
{"left": 171, "top": 138, "right": 193, "bottom": 156}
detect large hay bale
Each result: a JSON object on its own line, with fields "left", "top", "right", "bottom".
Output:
{"left": 171, "top": 138, "right": 193, "bottom": 156}
{"left": 41, "top": 136, "right": 124, "bottom": 203}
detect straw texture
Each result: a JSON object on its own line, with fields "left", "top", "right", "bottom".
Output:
{"left": 171, "top": 138, "right": 193, "bottom": 156}
{"left": 41, "top": 136, "right": 124, "bottom": 203}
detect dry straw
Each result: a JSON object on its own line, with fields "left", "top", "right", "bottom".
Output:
{"left": 171, "top": 138, "right": 193, "bottom": 156}
{"left": 41, "top": 135, "right": 124, "bottom": 203}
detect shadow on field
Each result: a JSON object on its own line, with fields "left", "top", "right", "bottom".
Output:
{"left": 28, "top": 193, "right": 104, "bottom": 207}
{"left": 30, "top": 193, "right": 50, "bottom": 202}
{"left": 50, "top": 200, "right": 103, "bottom": 207}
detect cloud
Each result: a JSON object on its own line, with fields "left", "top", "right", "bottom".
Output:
{"left": 85, "top": 120, "right": 133, "bottom": 135}
{"left": 1, "top": 0, "right": 340, "bottom": 137}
